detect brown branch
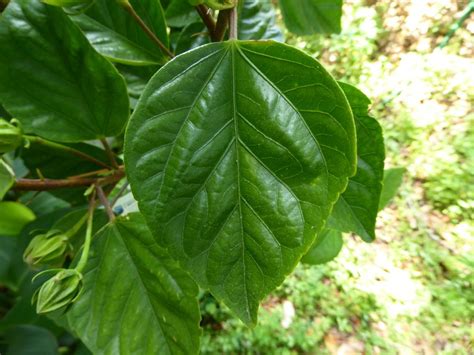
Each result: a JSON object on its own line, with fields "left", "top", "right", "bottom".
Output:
{"left": 196, "top": 4, "right": 218, "bottom": 41}
{"left": 14, "top": 169, "right": 125, "bottom": 191}
{"left": 96, "top": 185, "right": 115, "bottom": 221}
{"left": 25, "top": 135, "right": 111, "bottom": 170}
{"left": 214, "top": 9, "right": 231, "bottom": 42}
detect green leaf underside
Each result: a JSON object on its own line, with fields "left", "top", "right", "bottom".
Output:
{"left": 301, "top": 228, "right": 343, "bottom": 265}
{"left": 72, "top": 0, "right": 169, "bottom": 66}
{"left": 0, "top": 0, "right": 129, "bottom": 142}
{"left": 64, "top": 213, "right": 201, "bottom": 355}
{"left": 279, "top": 0, "right": 342, "bottom": 35}
{"left": 0, "top": 159, "right": 14, "bottom": 200}
{"left": 328, "top": 82, "right": 385, "bottom": 242}
{"left": 239, "top": 0, "right": 283, "bottom": 41}
{"left": 125, "top": 40, "right": 356, "bottom": 325}
{"left": 379, "top": 167, "right": 405, "bottom": 210}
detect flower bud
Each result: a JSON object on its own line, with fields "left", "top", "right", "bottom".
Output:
{"left": 23, "top": 231, "right": 70, "bottom": 267}
{"left": 33, "top": 269, "right": 83, "bottom": 314}
{"left": 0, "top": 118, "right": 22, "bottom": 153}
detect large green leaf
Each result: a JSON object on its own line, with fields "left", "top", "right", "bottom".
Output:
{"left": 379, "top": 167, "right": 405, "bottom": 210}
{"left": 72, "top": 0, "right": 169, "bottom": 66}
{"left": 328, "top": 82, "right": 385, "bottom": 242}
{"left": 0, "top": 0, "right": 129, "bottom": 142}
{"left": 279, "top": 0, "right": 342, "bottom": 35}
{"left": 0, "top": 202, "right": 35, "bottom": 236}
{"left": 0, "top": 158, "right": 14, "bottom": 200}
{"left": 64, "top": 213, "right": 201, "bottom": 354}
{"left": 301, "top": 228, "right": 343, "bottom": 265}
{"left": 125, "top": 41, "right": 356, "bottom": 325}
{"left": 239, "top": 0, "right": 283, "bottom": 41}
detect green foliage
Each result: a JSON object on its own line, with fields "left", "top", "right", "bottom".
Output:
{"left": 125, "top": 40, "right": 357, "bottom": 325}
{"left": 0, "top": 0, "right": 129, "bottom": 142}
{"left": 0, "top": 202, "right": 35, "bottom": 236}
{"left": 63, "top": 213, "right": 201, "bottom": 354}
{"left": 0, "top": 0, "right": 393, "bottom": 353}
{"left": 301, "top": 229, "right": 343, "bottom": 265}
{"left": 279, "top": 0, "right": 343, "bottom": 35}
{"left": 328, "top": 82, "right": 385, "bottom": 242}
{"left": 73, "top": 0, "right": 169, "bottom": 66}
{"left": 379, "top": 167, "right": 405, "bottom": 210}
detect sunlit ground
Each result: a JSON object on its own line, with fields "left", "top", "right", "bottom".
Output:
{"left": 201, "top": 0, "right": 473, "bottom": 353}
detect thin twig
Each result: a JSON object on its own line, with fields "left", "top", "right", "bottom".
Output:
{"left": 110, "top": 182, "right": 129, "bottom": 208}
{"left": 96, "top": 185, "right": 115, "bottom": 221}
{"left": 121, "top": 0, "right": 174, "bottom": 58}
{"left": 14, "top": 168, "right": 125, "bottom": 191}
{"left": 229, "top": 3, "right": 238, "bottom": 40}
{"left": 67, "top": 168, "right": 113, "bottom": 180}
{"left": 196, "top": 4, "right": 217, "bottom": 41}
{"left": 100, "top": 138, "right": 119, "bottom": 170}
{"left": 25, "top": 135, "right": 111, "bottom": 169}
{"left": 76, "top": 191, "right": 96, "bottom": 273}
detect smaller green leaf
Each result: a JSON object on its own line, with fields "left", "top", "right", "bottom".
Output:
{"left": 64, "top": 213, "right": 201, "bottom": 354}
{"left": 0, "top": 202, "right": 35, "bottom": 236}
{"left": 328, "top": 82, "right": 385, "bottom": 242}
{"left": 379, "top": 167, "right": 405, "bottom": 210}
{"left": 0, "top": 158, "right": 14, "bottom": 200}
{"left": 0, "top": 0, "right": 130, "bottom": 142}
{"left": 301, "top": 229, "right": 343, "bottom": 265}
{"left": 72, "top": 0, "right": 169, "bottom": 66}
{"left": 279, "top": 0, "right": 342, "bottom": 35}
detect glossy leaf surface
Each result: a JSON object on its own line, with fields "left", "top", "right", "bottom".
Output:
{"left": 0, "top": 202, "right": 35, "bottom": 236}
{"left": 0, "top": 0, "right": 129, "bottom": 142}
{"left": 379, "top": 167, "right": 405, "bottom": 210}
{"left": 64, "top": 213, "right": 201, "bottom": 354}
{"left": 0, "top": 158, "right": 14, "bottom": 200}
{"left": 279, "top": 0, "right": 342, "bottom": 35}
{"left": 239, "top": 0, "right": 283, "bottom": 41}
{"left": 328, "top": 82, "right": 385, "bottom": 242}
{"left": 72, "top": 0, "right": 169, "bottom": 66}
{"left": 301, "top": 228, "right": 343, "bottom": 265}
{"left": 125, "top": 41, "right": 356, "bottom": 324}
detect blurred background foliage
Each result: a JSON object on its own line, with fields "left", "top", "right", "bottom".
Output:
{"left": 200, "top": 0, "right": 474, "bottom": 353}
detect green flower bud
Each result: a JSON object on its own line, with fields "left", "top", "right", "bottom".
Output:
{"left": 33, "top": 269, "right": 83, "bottom": 314}
{"left": 0, "top": 118, "right": 22, "bottom": 153}
{"left": 23, "top": 230, "right": 70, "bottom": 267}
